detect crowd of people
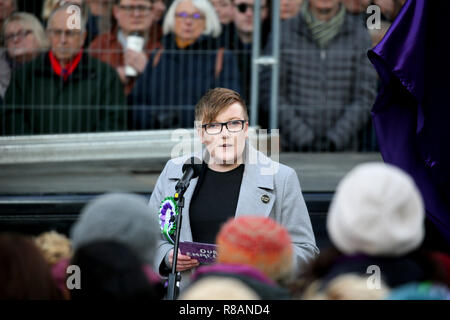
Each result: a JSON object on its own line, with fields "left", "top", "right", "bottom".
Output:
{"left": 0, "top": 162, "right": 448, "bottom": 300}
{"left": 0, "top": 0, "right": 448, "bottom": 302}
{"left": 0, "top": 80, "right": 449, "bottom": 301}
{"left": 0, "top": 0, "right": 404, "bottom": 151}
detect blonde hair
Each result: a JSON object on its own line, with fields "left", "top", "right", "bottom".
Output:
{"left": 2, "top": 12, "right": 49, "bottom": 50}
{"left": 180, "top": 277, "right": 260, "bottom": 300}
{"left": 34, "top": 231, "right": 73, "bottom": 265}
{"left": 302, "top": 274, "right": 390, "bottom": 300}
{"left": 163, "top": 0, "right": 222, "bottom": 37}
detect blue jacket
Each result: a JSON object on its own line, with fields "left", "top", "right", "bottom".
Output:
{"left": 128, "top": 34, "right": 241, "bottom": 129}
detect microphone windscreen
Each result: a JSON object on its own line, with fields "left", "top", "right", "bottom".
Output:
{"left": 182, "top": 157, "right": 202, "bottom": 179}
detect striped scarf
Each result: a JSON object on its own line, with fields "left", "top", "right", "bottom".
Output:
{"left": 301, "top": 1, "right": 346, "bottom": 49}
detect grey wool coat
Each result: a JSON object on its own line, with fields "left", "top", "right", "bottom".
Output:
{"left": 261, "top": 12, "right": 377, "bottom": 150}
{"left": 149, "top": 143, "right": 319, "bottom": 289}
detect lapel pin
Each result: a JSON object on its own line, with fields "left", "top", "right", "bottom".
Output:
{"left": 261, "top": 194, "right": 270, "bottom": 204}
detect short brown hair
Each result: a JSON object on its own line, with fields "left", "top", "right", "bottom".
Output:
{"left": 195, "top": 88, "right": 248, "bottom": 123}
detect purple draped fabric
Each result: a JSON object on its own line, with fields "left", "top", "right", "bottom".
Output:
{"left": 368, "top": 0, "right": 450, "bottom": 248}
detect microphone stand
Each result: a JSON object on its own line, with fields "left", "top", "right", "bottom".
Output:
{"left": 166, "top": 187, "right": 186, "bottom": 300}
{"left": 165, "top": 157, "right": 201, "bottom": 300}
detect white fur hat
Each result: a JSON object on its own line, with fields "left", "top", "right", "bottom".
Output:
{"left": 327, "top": 162, "right": 425, "bottom": 256}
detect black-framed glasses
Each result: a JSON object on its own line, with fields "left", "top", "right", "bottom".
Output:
{"left": 118, "top": 4, "right": 152, "bottom": 14}
{"left": 175, "top": 11, "right": 205, "bottom": 20}
{"left": 235, "top": 3, "right": 266, "bottom": 14}
{"left": 201, "top": 120, "right": 247, "bottom": 135}
{"left": 4, "top": 30, "right": 33, "bottom": 43}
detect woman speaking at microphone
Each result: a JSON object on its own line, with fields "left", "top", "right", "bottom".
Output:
{"left": 149, "top": 88, "right": 319, "bottom": 291}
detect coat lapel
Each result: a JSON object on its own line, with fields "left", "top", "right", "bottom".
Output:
{"left": 235, "top": 146, "right": 276, "bottom": 218}
{"left": 178, "top": 177, "right": 197, "bottom": 242}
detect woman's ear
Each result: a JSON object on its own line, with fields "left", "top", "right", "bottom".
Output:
{"left": 244, "top": 121, "right": 249, "bottom": 139}
{"left": 195, "top": 121, "right": 204, "bottom": 143}
{"left": 198, "top": 128, "right": 205, "bottom": 143}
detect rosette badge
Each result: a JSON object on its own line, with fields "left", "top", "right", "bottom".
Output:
{"left": 159, "top": 197, "right": 179, "bottom": 244}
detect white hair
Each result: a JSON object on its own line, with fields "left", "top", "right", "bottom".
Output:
{"left": 2, "top": 12, "right": 49, "bottom": 50}
{"left": 47, "top": 3, "right": 87, "bottom": 32}
{"left": 163, "top": 0, "right": 222, "bottom": 38}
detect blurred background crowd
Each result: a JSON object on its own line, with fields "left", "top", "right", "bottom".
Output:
{"left": 4, "top": 0, "right": 448, "bottom": 302}
{"left": 1, "top": 163, "right": 449, "bottom": 300}
{"left": 1, "top": 0, "right": 406, "bottom": 151}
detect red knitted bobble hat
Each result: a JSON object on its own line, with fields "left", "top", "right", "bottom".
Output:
{"left": 216, "top": 216, "right": 294, "bottom": 282}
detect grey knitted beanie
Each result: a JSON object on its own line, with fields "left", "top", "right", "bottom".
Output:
{"left": 70, "top": 193, "right": 159, "bottom": 266}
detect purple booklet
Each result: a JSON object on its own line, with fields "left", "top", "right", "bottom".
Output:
{"left": 179, "top": 241, "right": 218, "bottom": 264}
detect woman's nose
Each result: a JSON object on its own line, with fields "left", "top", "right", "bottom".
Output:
{"left": 221, "top": 126, "right": 231, "bottom": 138}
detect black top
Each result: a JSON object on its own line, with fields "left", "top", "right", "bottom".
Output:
{"left": 189, "top": 163, "right": 245, "bottom": 244}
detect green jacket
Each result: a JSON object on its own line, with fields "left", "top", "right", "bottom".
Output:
{"left": 2, "top": 52, "right": 126, "bottom": 135}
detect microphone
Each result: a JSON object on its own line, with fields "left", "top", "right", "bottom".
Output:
{"left": 175, "top": 157, "right": 202, "bottom": 195}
